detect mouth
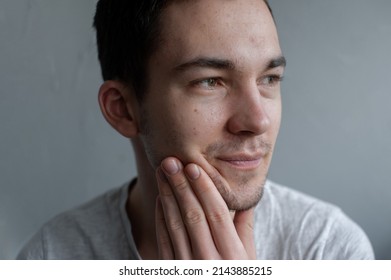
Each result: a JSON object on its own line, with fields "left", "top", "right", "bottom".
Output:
{"left": 216, "top": 154, "right": 263, "bottom": 170}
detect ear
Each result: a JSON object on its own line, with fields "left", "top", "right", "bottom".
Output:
{"left": 98, "top": 80, "right": 140, "bottom": 138}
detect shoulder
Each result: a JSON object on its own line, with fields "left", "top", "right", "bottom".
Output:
{"left": 17, "top": 183, "right": 133, "bottom": 259}
{"left": 254, "top": 180, "right": 374, "bottom": 259}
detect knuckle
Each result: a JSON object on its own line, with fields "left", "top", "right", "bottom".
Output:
{"left": 207, "top": 207, "right": 229, "bottom": 223}
{"left": 183, "top": 208, "right": 204, "bottom": 225}
{"left": 173, "top": 179, "right": 188, "bottom": 192}
{"left": 245, "top": 221, "right": 254, "bottom": 231}
{"left": 167, "top": 219, "right": 184, "bottom": 231}
{"left": 235, "top": 218, "right": 254, "bottom": 231}
{"left": 159, "top": 187, "right": 173, "bottom": 197}
{"left": 157, "top": 232, "right": 171, "bottom": 246}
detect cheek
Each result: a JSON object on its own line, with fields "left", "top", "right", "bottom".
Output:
{"left": 141, "top": 95, "right": 226, "bottom": 165}
{"left": 271, "top": 99, "right": 282, "bottom": 135}
{"left": 165, "top": 103, "right": 225, "bottom": 156}
{"left": 187, "top": 105, "right": 225, "bottom": 138}
{"left": 191, "top": 109, "right": 200, "bottom": 136}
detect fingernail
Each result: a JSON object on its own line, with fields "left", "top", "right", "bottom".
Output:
{"left": 186, "top": 164, "right": 200, "bottom": 180}
{"left": 162, "top": 158, "right": 179, "bottom": 175}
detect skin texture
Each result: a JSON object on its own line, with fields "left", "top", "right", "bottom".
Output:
{"left": 141, "top": 0, "right": 284, "bottom": 210}
{"left": 98, "top": 0, "right": 285, "bottom": 259}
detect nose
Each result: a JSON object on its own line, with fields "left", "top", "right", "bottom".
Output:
{"left": 226, "top": 84, "right": 272, "bottom": 136}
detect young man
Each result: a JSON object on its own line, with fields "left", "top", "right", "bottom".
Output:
{"left": 18, "top": 0, "right": 374, "bottom": 259}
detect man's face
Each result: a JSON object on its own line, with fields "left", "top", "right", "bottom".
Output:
{"left": 138, "top": 0, "right": 285, "bottom": 210}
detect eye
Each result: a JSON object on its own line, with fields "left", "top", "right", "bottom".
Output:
{"left": 259, "top": 74, "right": 284, "bottom": 87}
{"left": 199, "top": 78, "right": 219, "bottom": 88}
{"left": 192, "top": 77, "right": 222, "bottom": 90}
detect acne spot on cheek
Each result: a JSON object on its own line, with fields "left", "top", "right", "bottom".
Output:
{"left": 192, "top": 108, "right": 199, "bottom": 135}
{"left": 192, "top": 127, "right": 198, "bottom": 136}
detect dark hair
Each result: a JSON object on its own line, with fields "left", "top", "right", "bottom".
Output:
{"left": 93, "top": 0, "right": 273, "bottom": 101}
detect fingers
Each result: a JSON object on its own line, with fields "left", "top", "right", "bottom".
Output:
{"left": 158, "top": 159, "right": 218, "bottom": 259}
{"left": 155, "top": 197, "right": 173, "bottom": 259}
{"left": 183, "top": 163, "right": 249, "bottom": 259}
{"left": 156, "top": 167, "right": 192, "bottom": 259}
{"left": 158, "top": 157, "right": 255, "bottom": 259}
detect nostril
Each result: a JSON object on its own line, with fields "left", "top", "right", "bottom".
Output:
{"left": 226, "top": 101, "right": 271, "bottom": 136}
{"left": 226, "top": 113, "right": 270, "bottom": 136}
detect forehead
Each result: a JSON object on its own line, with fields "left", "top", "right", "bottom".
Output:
{"left": 153, "top": 0, "right": 281, "bottom": 68}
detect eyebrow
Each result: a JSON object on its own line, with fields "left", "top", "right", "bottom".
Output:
{"left": 173, "top": 55, "right": 286, "bottom": 72}
{"left": 174, "top": 57, "right": 236, "bottom": 72}
{"left": 267, "top": 55, "right": 286, "bottom": 69}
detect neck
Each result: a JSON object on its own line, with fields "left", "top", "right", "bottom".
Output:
{"left": 127, "top": 139, "right": 160, "bottom": 259}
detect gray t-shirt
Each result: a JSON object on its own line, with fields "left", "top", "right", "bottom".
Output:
{"left": 17, "top": 180, "right": 374, "bottom": 259}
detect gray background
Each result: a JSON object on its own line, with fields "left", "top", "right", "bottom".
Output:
{"left": 0, "top": 0, "right": 390, "bottom": 259}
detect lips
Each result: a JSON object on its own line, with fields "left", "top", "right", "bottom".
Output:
{"left": 216, "top": 154, "right": 264, "bottom": 170}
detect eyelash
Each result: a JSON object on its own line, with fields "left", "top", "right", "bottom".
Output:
{"left": 191, "top": 77, "right": 223, "bottom": 90}
{"left": 190, "top": 74, "right": 284, "bottom": 91}
{"left": 259, "top": 74, "right": 284, "bottom": 87}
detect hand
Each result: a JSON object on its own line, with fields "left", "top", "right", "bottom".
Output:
{"left": 155, "top": 157, "right": 256, "bottom": 259}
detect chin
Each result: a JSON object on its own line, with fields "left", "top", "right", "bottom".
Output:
{"left": 214, "top": 174, "right": 267, "bottom": 211}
